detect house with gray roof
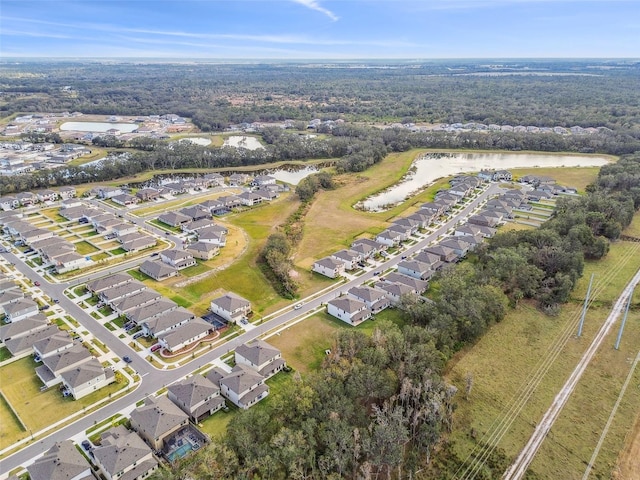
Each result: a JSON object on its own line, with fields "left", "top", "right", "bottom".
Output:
{"left": 454, "top": 223, "right": 496, "bottom": 238}
{"left": 181, "top": 217, "right": 217, "bottom": 233}
{"left": 196, "top": 226, "right": 227, "bottom": 246}
{"left": 0, "top": 313, "right": 47, "bottom": 342}
{"left": 160, "top": 250, "right": 196, "bottom": 270}
{"left": 185, "top": 241, "right": 219, "bottom": 260}
{"left": 375, "top": 281, "right": 414, "bottom": 304}
{"left": 439, "top": 237, "right": 473, "bottom": 257}
{"left": 351, "top": 237, "right": 385, "bottom": 258}
{"left": 397, "top": 259, "right": 435, "bottom": 281}
{"left": 158, "top": 211, "right": 192, "bottom": 228}
{"left": 5, "top": 324, "right": 58, "bottom": 357}
{"left": 375, "top": 229, "right": 402, "bottom": 247}
{"left": 35, "top": 343, "right": 92, "bottom": 388}
{"left": 141, "top": 308, "right": 194, "bottom": 338}
{"left": 347, "top": 285, "right": 390, "bottom": 313}
{"left": 32, "top": 330, "right": 74, "bottom": 360}
{"left": 327, "top": 297, "right": 372, "bottom": 326}
{"left": 112, "top": 289, "right": 163, "bottom": 315}
{"left": 139, "top": 260, "right": 179, "bottom": 281}
{"left": 60, "top": 357, "right": 115, "bottom": 400}
{"left": 413, "top": 251, "right": 444, "bottom": 271}
{"left": 126, "top": 299, "right": 178, "bottom": 325}
{"left": 237, "top": 191, "right": 263, "bottom": 206}
{"left": 87, "top": 273, "right": 132, "bottom": 294}
{"left": 0, "top": 288, "right": 24, "bottom": 315}
{"left": 179, "top": 205, "right": 210, "bottom": 221}
{"left": 27, "top": 440, "right": 94, "bottom": 480}
{"left": 4, "top": 298, "right": 39, "bottom": 322}
{"left": 167, "top": 374, "right": 225, "bottom": 423}
{"left": 93, "top": 425, "right": 158, "bottom": 480}
{"left": 217, "top": 364, "right": 269, "bottom": 410}
{"left": 130, "top": 395, "right": 189, "bottom": 450}
{"left": 210, "top": 292, "right": 251, "bottom": 324}
{"left": 121, "top": 234, "right": 156, "bottom": 253}
{"left": 158, "top": 318, "right": 212, "bottom": 353}
{"left": 330, "top": 249, "right": 362, "bottom": 270}
{"left": 235, "top": 339, "right": 285, "bottom": 379}
{"left": 423, "top": 244, "right": 458, "bottom": 263}
{"left": 99, "top": 281, "right": 146, "bottom": 304}
{"left": 312, "top": 256, "right": 346, "bottom": 279}
{"left": 383, "top": 272, "right": 429, "bottom": 294}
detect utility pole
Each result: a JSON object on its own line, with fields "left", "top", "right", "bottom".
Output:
{"left": 614, "top": 289, "right": 633, "bottom": 350}
{"left": 578, "top": 274, "right": 594, "bottom": 337}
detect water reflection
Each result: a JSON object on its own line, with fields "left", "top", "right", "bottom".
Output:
{"left": 359, "top": 152, "right": 609, "bottom": 212}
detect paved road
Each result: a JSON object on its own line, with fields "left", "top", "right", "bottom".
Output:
{"left": 503, "top": 267, "right": 640, "bottom": 480}
{"left": 0, "top": 183, "right": 502, "bottom": 476}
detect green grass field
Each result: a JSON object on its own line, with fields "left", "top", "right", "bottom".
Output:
{"left": 74, "top": 240, "right": 99, "bottom": 255}
{"left": 444, "top": 231, "right": 640, "bottom": 479}
{"left": 0, "top": 357, "right": 127, "bottom": 450}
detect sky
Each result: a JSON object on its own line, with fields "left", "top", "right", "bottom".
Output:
{"left": 0, "top": 0, "right": 638, "bottom": 59}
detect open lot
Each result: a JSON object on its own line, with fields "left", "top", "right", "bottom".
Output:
{"left": 444, "top": 227, "right": 640, "bottom": 479}
{"left": 0, "top": 357, "right": 126, "bottom": 450}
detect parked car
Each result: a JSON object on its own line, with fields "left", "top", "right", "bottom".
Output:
{"left": 39, "top": 305, "right": 50, "bottom": 311}
{"left": 151, "top": 252, "right": 159, "bottom": 257}
{"left": 81, "top": 440, "right": 92, "bottom": 451}
{"left": 123, "top": 356, "right": 132, "bottom": 363}
{"left": 132, "top": 332, "right": 144, "bottom": 339}
{"left": 150, "top": 344, "right": 162, "bottom": 352}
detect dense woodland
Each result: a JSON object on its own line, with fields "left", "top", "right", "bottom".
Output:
{"left": 1, "top": 60, "right": 640, "bottom": 132}
{"left": 149, "top": 154, "right": 639, "bottom": 480}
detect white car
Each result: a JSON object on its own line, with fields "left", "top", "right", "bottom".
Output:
{"left": 294, "top": 303, "right": 303, "bottom": 310}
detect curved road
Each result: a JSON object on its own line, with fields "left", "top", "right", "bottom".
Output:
{"left": 0, "top": 183, "right": 503, "bottom": 476}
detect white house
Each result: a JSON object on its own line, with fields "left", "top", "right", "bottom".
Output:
{"left": 60, "top": 357, "right": 115, "bottom": 400}
{"left": 312, "top": 257, "right": 345, "bottom": 279}
{"left": 158, "top": 318, "right": 212, "bottom": 353}
{"left": 327, "top": 297, "right": 372, "bottom": 326}
{"left": 347, "top": 286, "right": 390, "bottom": 313}
{"left": 217, "top": 364, "right": 268, "bottom": 410}
{"left": 235, "top": 339, "right": 285, "bottom": 379}
{"left": 4, "top": 298, "right": 39, "bottom": 322}
{"left": 210, "top": 292, "right": 251, "bottom": 323}
{"left": 167, "top": 374, "right": 225, "bottom": 423}
{"left": 330, "top": 249, "right": 362, "bottom": 271}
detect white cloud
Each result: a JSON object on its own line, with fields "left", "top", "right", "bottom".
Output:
{"left": 291, "top": 0, "right": 339, "bottom": 21}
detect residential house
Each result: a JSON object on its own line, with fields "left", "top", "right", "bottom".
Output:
{"left": 198, "top": 199, "right": 226, "bottom": 215}
{"left": 0, "top": 288, "right": 24, "bottom": 315}
{"left": 235, "top": 339, "right": 285, "bottom": 379}
{"left": 347, "top": 286, "right": 390, "bottom": 313}
{"left": 185, "top": 241, "right": 219, "bottom": 260}
{"left": 375, "top": 281, "right": 414, "bottom": 304}
{"left": 5, "top": 324, "right": 59, "bottom": 357}
{"left": 210, "top": 292, "right": 251, "bottom": 323}
{"left": 93, "top": 426, "right": 158, "bottom": 480}
{"left": 439, "top": 237, "right": 472, "bottom": 257}
{"left": 251, "top": 175, "right": 276, "bottom": 187}
{"left": 16, "top": 191, "right": 38, "bottom": 206}
{"left": 27, "top": 440, "right": 94, "bottom": 480}
{"left": 413, "top": 251, "right": 444, "bottom": 271}
{"left": 35, "top": 343, "right": 92, "bottom": 388}
{"left": 216, "top": 364, "right": 268, "bottom": 409}
{"left": 179, "top": 205, "right": 210, "bottom": 222}
{"left": 160, "top": 250, "right": 196, "bottom": 270}
{"left": 375, "top": 229, "right": 402, "bottom": 247}
{"left": 158, "top": 318, "right": 212, "bottom": 354}
{"left": 0, "top": 196, "right": 20, "bottom": 210}
{"left": 330, "top": 249, "right": 362, "bottom": 271}
{"left": 21, "top": 227, "right": 55, "bottom": 244}
{"left": 228, "top": 173, "right": 251, "bottom": 186}
{"left": 58, "top": 186, "right": 77, "bottom": 199}
{"left": 167, "top": 374, "right": 225, "bottom": 423}
{"left": 36, "top": 189, "right": 58, "bottom": 202}
{"left": 397, "top": 259, "right": 434, "bottom": 281}
{"left": 493, "top": 170, "right": 513, "bottom": 181}
{"left": 157, "top": 211, "right": 191, "bottom": 228}
{"left": 237, "top": 191, "right": 263, "bottom": 207}
{"left": 130, "top": 395, "right": 190, "bottom": 451}
{"left": 203, "top": 173, "right": 225, "bottom": 186}
{"left": 54, "top": 252, "right": 92, "bottom": 274}
{"left": 327, "top": 297, "right": 372, "bottom": 326}
{"left": 141, "top": 307, "right": 193, "bottom": 338}
{"left": 87, "top": 273, "right": 132, "bottom": 295}
{"left": 136, "top": 188, "right": 160, "bottom": 202}
{"left": 4, "top": 298, "right": 39, "bottom": 322}
{"left": 391, "top": 217, "right": 420, "bottom": 234}
{"left": 121, "top": 234, "right": 156, "bottom": 253}
{"left": 139, "top": 260, "right": 179, "bottom": 281}
{"left": 312, "top": 256, "right": 345, "bottom": 279}
{"left": 217, "top": 195, "right": 243, "bottom": 209}
{"left": 127, "top": 298, "right": 178, "bottom": 325}
{"left": 454, "top": 224, "right": 496, "bottom": 238}
{"left": 386, "top": 223, "right": 412, "bottom": 241}
{"left": 0, "top": 313, "right": 48, "bottom": 343}
{"left": 383, "top": 272, "right": 429, "bottom": 294}
{"left": 60, "top": 357, "right": 115, "bottom": 400}
{"left": 112, "top": 290, "right": 163, "bottom": 315}
{"left": 351, "top": 238, "right": 385, "bottom": 257}
{"left": 111, "top": 194, "right": 139, "bottom": 207}
{"left": 95, "top": 186, "right": 124, "bottom": 199}
{"left": 181, "top": 218, "right": 217, "bottom": 234}
{"left": 423, "top": 244, "right": 458, "bottom": 263}
{"left": 112, "top": 223, "right": 138, "bottom": 238}
{"left": 99, "top": 281, "right": 146, "bottom": 305}
{"left": 196, "top": 226, "right": 227, "bottom": 246}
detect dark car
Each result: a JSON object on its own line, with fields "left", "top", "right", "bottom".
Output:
{"left": 133, "top": 332, "right": 144, "bottom": 339}
{"left": 53, "top": 299, "right": 60, "bottom": 304}
{"left": 39, "top": 305, "right": 50, "bottom": 311}
{"left": 123, "top": 356, "right": 132, "bottom": 363}
{"left": 373, "top": 271, "right": 381, "bottom": 276}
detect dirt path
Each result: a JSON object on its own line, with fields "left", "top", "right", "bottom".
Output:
{"left": 613, "top": 409, "right": 640, "bottom": 479}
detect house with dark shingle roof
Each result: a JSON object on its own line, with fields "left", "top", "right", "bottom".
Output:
{"left": 210, "top": 292, "right": 251, "bottom": 323}
{"left": 60, "top": 357, "right": 115, "bottom": 400}
{"left": 167, "top": 374, "right": 225, "bottom": 423}
{"left": 93, "top": 425, "right": 158, "bottom": 480}
{"left": 35, "top": 343, "right": 92, "bottom": 388}
{"left": 139, "top": 260, "right": 178, "bottom": 281}
{"left": 327, "top": 297, "right": 372, "bottom": 326}
{"left": 217, "top": 364, "right": 269, "bottom": 409}
{"left": 158, "top": 318, "right": 212, "bottom": 353}
{"left": 141, "top": 307, "right": 194, "bottom": 338}
{"left": 130, "top": 395, "right": 189, "bottom": 451}
{"left": 27, "top": 440, "right": 94, "bottom": 480}
{"left": 235, "top": 339, "right": 285, "bottom": 379}
{"left": 157, "top": 211, "right": 191, "bottom": 228}
{"left": 312, "top": 256, "right": 346, "bottom": 279}
{"left": 347, "top": 285, "right": 390, "bottom": 313}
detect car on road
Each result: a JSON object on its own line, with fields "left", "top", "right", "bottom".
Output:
{"left": 165, "top": 231, "right": 170, "bottom": 235}
{"left": 34, "top": 281, "right": 40, "bottom": 286}
{"left": 123, "top": 356, "right": 132, "bottom": 363}
{"left": 294, "top": 303, "right": 303, "bottom": 310}
{"left": 373, "top": 271, "right": 381, "bottom": 276}
{"left": 401, "top": 255, "right": 407, "bottom": 259}
{"left": 151, "top": 252, "right": 159, "bottom": 257}
{"left": 53, "top": 299, "right": 60, "bottom": 304}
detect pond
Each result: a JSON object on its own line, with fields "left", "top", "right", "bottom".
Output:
{"left": 358, "top": 152, "right": 610, "bottom": 212}
{"left": 268, "top": 165, "right": 319, "bottom": 185}
{"left": 223, "top": 136, "right": 265, "bottom": 150}
{"left": 59, "top": 122, "right": 139, "bottom": 133}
